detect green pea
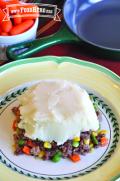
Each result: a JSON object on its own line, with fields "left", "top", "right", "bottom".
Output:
{"left": 72, "top": 141, "right": 79, "bottom": 147}
{"left": 16, "top": 128, "right": 20, "bottom": 134}
{"left": 52, "top": 153, "right": 61, "bottom": 163}
{"left": 18, "top": 139, "right": 25, "bottom": 147}
{"left": 56, "top": 151, "right": 62, "bottom": 157}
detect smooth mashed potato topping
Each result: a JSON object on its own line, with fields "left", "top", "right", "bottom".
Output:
{"left": 18, "top": 80, "right": 99, "bottom": 145}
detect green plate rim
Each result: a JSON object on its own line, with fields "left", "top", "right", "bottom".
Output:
{"left": 0, "top": 56, "right": 119, "bottom": 83}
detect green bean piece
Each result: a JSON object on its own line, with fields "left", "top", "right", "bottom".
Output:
{"left": 91, "top": 134, "right": 98, "bottom": 145}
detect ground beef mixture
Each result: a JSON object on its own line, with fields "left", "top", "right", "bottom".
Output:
{"left": 12, "top": 107, "right": 108, "bottom": 163}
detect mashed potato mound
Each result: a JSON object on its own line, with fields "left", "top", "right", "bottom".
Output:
{"left": 18, "top": 80, "right": 99, "bottom": 145}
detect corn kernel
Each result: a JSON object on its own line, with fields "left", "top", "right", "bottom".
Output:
{"left": 73, "top": 137, "right": 80, "bottom": 142}
{"left": 98, "top": 130, "right": 107, "bottom": 135}
{"left": 92, "top": 131, "right": 98, "bottom": 137}
{"left": 90, "top": 143, "right": 94, "bottom": 148}
{"left": 84, "top": 139, "right": 90, "bottom": 145}
{"left": 44, "top": 142, "right": 52, "bottom": 149}
{"left": 12, "top": 144, "right": 16, "bottom": 151}
{"left": 16, "top": 128, "right": 20, "bottom": 134}
{"left": 90, "top": 148, "right": 94, "bottom": 153}
{"left": 38, "top": 151, "right": 45, "bottom": 158}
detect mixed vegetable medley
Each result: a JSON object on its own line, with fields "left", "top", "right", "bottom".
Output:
{"left": 12, "top": 103, "right": 108, "bottom": 163}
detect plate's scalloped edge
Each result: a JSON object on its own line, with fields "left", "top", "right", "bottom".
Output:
{"left": 0, "top": 56, "right": 119, "bottom": 83}
{"left": 0, "top": 88, "right": 119, "bottom": 180}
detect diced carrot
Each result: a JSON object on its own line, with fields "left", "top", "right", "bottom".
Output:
{"left": 1, "top": 20, "right": 13, "bottom": 33}
{"left": 0, "top": 8, "right": 5, "bottom": 24}
{"left": 69, "top": 154, "right": 80, "bottom": 162}
{"left": 27, "top": 140, "right": 35, "bottom": 147}
{"left": 10, "top": 19, "right": 34, "bottom": 35}
{"left": 12, "top": 119, "right": 17, "bottom": 131}
{"left": 0, "top": 32, "right": 9, "bottom": 36}
{"left": 100, "top": 137, "right": 108, "bottom": 147}
{"left": 13, "top": 13, "right": 22, "bottom": 25}
{"left": 22, "top": 146, "right": 30, "bottom": 155}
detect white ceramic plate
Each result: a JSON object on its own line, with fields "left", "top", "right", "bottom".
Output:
{"left": 0, "top": 56, "right": 119, "bottom": 181}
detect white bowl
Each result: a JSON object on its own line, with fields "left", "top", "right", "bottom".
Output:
{"left": 0, "top": 18, "right": 38, "bottom": 47}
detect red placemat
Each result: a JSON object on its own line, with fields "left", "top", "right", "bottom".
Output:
{"left": 34, "top": 44, "right": 120, "bottom": 76}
